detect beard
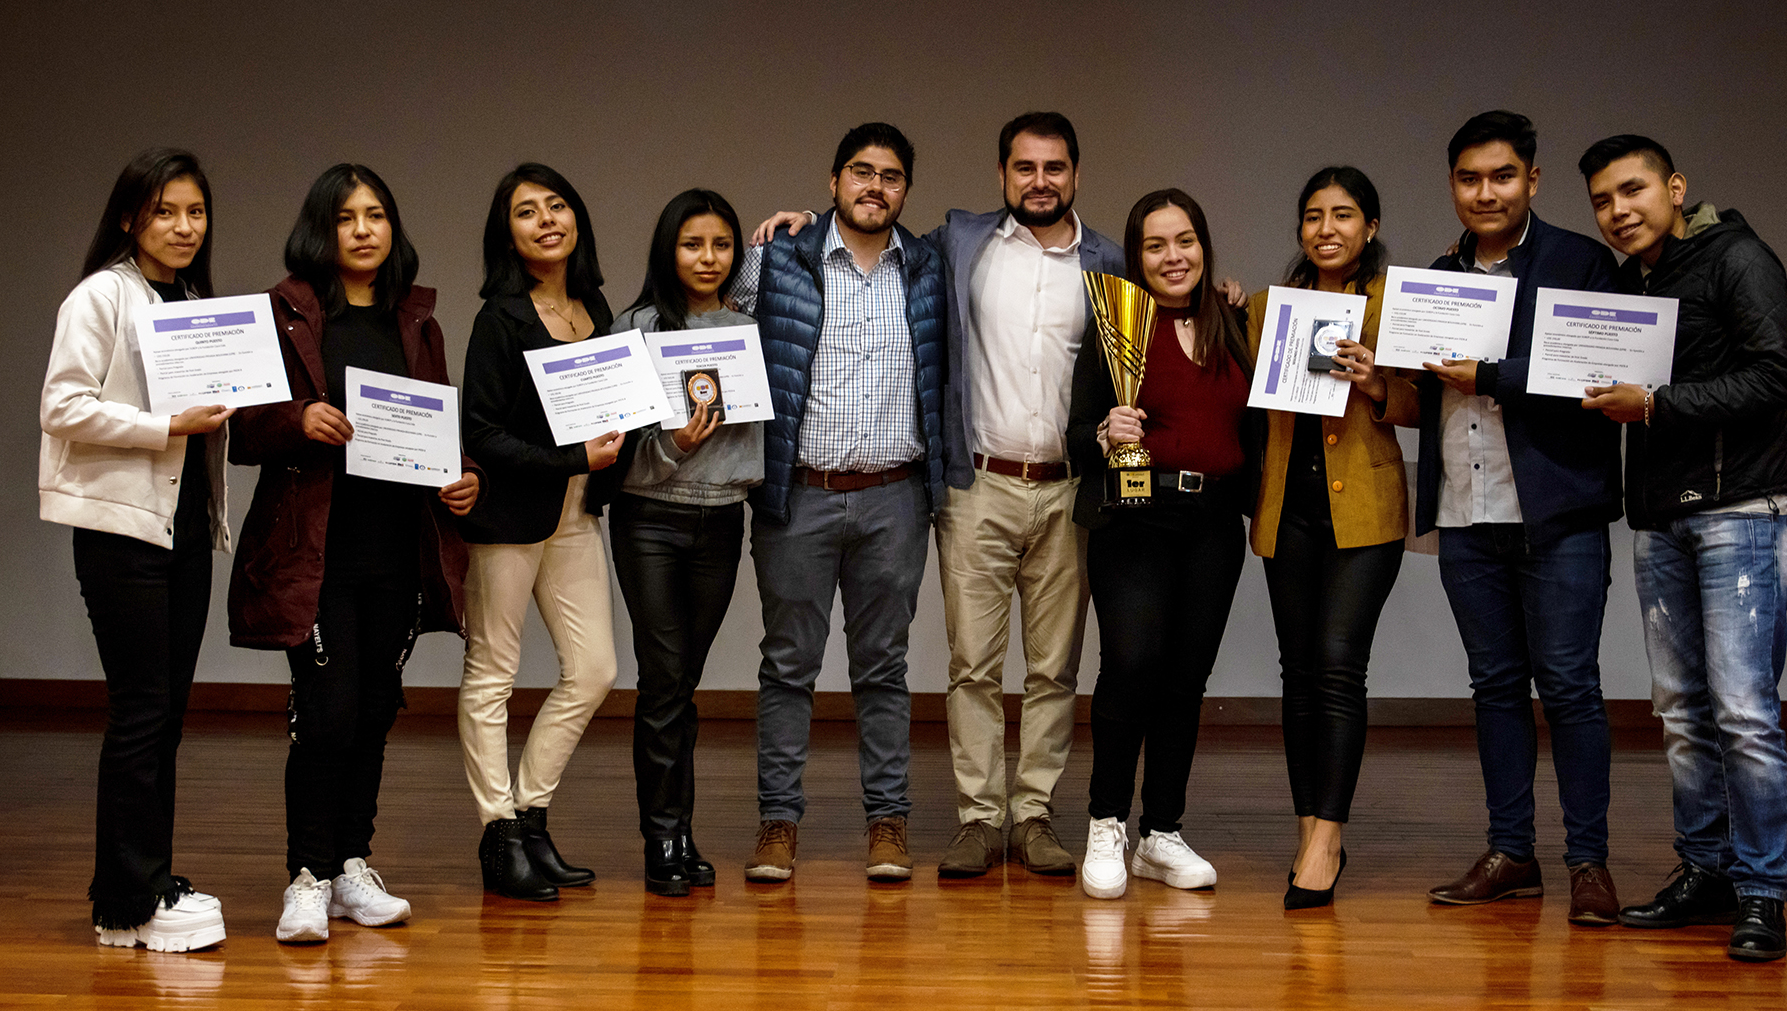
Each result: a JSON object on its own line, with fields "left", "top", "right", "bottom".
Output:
{"left": 1007, "top": 188, "right": 1073, "bottom": 229}
{"left": 836, "top": 194, "right": 895, "bottom": 235}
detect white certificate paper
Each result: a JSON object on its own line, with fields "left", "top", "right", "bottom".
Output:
{"left": 136, "top": 293, "right": 292, "bottom": 414}
{"left": 1246, "top": 286, "right": 1366, "bottom": 418}
{"left": 1374, "top": 266, "right": 1520, "bottom": 369}
{"left": 1527, "top": 288, "right": 1678, "bottom": 398}
{"left": 522, "top": 329, "right": 672, "bottom": 445}
{"left": 343, "top": 366, "right": 461, "bottom": 487}
{"left": 642, "top": 324, "right": 774, "bottom": 426}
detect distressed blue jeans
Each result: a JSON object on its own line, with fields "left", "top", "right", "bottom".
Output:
{"left": 1634, "top": 511, "right": 1787, "bottom": 900}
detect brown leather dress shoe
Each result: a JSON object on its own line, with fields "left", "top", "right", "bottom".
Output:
{"left": 938, "top": 821, "right": 1003, "bottom": 878}
{"left": 1567, "top": 863, "right": 1620, "bottom": 926}
{"left": 1428, "top": 849, "right": 1543, "bottom": 904}
{"left": 1012, "top": 817, "right": 1076, "bottom": 876}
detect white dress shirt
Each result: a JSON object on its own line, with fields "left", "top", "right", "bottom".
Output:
{"left": 1437, "top": 216, "right": 1529, "bottom": 527}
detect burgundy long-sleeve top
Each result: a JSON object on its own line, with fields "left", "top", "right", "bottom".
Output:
{"left": 1136, "top": 307, "right": 1250, "bottom": 476}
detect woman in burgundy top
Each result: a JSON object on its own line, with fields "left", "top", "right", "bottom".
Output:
{"left": 1066, "top": 188, "right": 1258, "bottom": 900}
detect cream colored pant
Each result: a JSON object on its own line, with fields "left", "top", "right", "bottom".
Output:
{"left": 935, "top": 470, "right": 1089, "bottom": 827}
{"left": 459, "top": 476, "right": 618, "bottom": 825}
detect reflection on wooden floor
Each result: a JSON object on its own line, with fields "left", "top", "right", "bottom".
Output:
{"left": 0, "top": 709, "right": 1780, "bottom": 1008}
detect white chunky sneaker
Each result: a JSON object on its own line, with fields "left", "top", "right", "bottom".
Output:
{"left": 329, "top": 858, "right": 411, "bottom": 927}
{"left": 1081, "top": 817, "right": 1130, "bottom": 899}
{"left": 276, "top": 868, "right": 331, "bottom": 943}
{"left": 139, "top": 892, "right": 227, "bottom": 952}
{"left": 1131, "top": 830, "right": 1217, "bottom": 890}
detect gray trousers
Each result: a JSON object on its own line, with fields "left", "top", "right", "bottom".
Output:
{"left": 751, "top": 473, "right": 930, "bottom": 823}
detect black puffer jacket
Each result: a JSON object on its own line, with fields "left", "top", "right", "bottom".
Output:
{"left": 1622, "top": 205, "right": 1787, "bottom": 529}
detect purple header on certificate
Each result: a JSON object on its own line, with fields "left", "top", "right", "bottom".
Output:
{"left": 1265, "top": 304, "right": 1291, "bottom": 395}
{"left": 1400, "top": 281, "right": 1499, "bottom": 301}
{"left": 360, "top": 385, "right": 445, "bottom": 411}
{"left": 661, "top": 339, "right": 748, "bottom": 358}
{"left": 543, "top": 346, "right": 631, "bottom": 373}
{"left": 1552, "top": 303, "right": 1659, "bottom": 325}
{"left": 153, "top": 310, "right": 257, "bottom": 332}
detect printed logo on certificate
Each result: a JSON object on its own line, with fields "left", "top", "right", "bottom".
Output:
{"left": 135, "top": 293, "right": 293, "bottom": 414}
{"left": 1526, "top": 288, "right": 1678, "bottom": 398}
{"left": 1374, "top": 266, "right": 1519, "bottom": 370}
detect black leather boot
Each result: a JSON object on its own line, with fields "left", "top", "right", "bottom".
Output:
{"left": 1729, "top": 896, "right": 1787, "bottom": 962}
{"left": 1618, "top": 862, "right": 1738, "bottom": 928}
{"left": 517, "top": 808, "right": 595, "bottom": 887}
{"left": 479, "top": 818, "right": 559, "bottom": 902}
{"left": 645, "top": 838, "right": 691, "bottom": 897}
{"left": 679, "top": 833, "right": 716, "bottom": 887}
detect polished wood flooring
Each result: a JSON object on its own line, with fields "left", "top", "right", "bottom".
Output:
{"left": 0, "top": 709, "right": 1779, "bottom": 1009}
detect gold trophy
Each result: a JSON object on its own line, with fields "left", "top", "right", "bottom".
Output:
{"left": 1083, "top": 272, "right": 1158, "bottom": 509}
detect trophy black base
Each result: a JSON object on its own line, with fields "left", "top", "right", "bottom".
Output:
{"left": 1103, "top": 466, "right": 1154, "bottom": 510}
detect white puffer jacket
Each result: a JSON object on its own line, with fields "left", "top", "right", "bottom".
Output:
{"left": 39, "top": 259, "right": 230, "bottom": 550}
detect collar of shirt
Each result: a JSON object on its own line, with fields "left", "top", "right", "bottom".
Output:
{"left": 996, "top": 209, "right": 1084, "bottom": 254}
{"left": 824, "top": 216, "right": 904, "bottom": 270}
{"left": 1460, "top": 213, "right": 1532, "bottom": 275}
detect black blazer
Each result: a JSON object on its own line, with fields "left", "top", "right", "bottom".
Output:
{"left": 458, "top": 292, "right": 626, "bottom": 544}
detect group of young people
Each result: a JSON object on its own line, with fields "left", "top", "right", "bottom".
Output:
{"left": 38, "top": 108, "right": 1787, "bottom": 966}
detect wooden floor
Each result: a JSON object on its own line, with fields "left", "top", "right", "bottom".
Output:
{"left": 0, "top": 709, "right": 1779, "bottom": 1009}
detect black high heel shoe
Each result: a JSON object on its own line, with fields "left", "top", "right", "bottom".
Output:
{"left": 517, "top": 807, "right": 595, "bottom": 887}
{"left": 646, "top": 839, "right": 692, "bottom": 897}
{"left": 479, "top": 818, "right": 559, "bottom": 902}
{"left": 679, "top": 833, "right": 716, "bottom": 888}
{"left": 1285, "top": 849, "right": 1347, "bottom": 910}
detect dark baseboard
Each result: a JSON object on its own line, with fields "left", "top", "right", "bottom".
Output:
{"left": 0, "top": 678, "right": 1687, "bottom": 727}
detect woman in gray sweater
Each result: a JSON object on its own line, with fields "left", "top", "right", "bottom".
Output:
{"left": 604, "top": 189, "right": 763, "bottom": 895}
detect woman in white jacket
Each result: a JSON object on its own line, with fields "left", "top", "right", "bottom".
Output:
{"left": 39, "top": 149, "right": 234, "bottom": 952}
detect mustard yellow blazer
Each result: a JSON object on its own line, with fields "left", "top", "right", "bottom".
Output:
{"left": 1246, "top": 274, "right": 1418, "bottom": 557}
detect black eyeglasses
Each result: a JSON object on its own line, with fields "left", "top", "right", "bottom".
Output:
{"left": 842, "top": 162, "right": 907, "bottom": 192}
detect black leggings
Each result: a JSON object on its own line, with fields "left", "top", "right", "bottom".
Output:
{"left": 1261, "top": 488, "right": 1403, "bottom": 823}
{"left": 609, "top": 494, "right": 744, "bottom": 841}
{"left": 283, "top": 572, "right": 420, "bottom": 879}
{"left": 1086, "top": 496, "right": 1245, "bottom": 837}
{"left": 74, "top": 527, "right": 212, "bottom": 929}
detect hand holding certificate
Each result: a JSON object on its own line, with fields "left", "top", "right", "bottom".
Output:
{"left": 343, "top": 366, "right": 462, "bottom": 487}
{"left": 1374, "top": 266, "right": 1519, "bottom": 369}
{"left": 640, "top": 324, "right": 775, "bottom": 426}
{"left": 1527, "top": 288, "right": 1677, "bottom": 398}
{"left": 137, "top": 293, "right": 292, "bottom": 414}
{"left": 1246, "top": 286, "right": 1367, "bottom": 417}
{"left": 522, "top": 329, "right": 673, "bottom": 445}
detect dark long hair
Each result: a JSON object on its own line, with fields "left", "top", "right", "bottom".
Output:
{"left": 1283, "top": 166, "right": 1389, "bottom": 292}
{"left": 479, "top": 162, "right": 605, "bottom": 300}
{"left": 284, "top": 163, "right": 418, "bottom": 317}
{"left": 623, "top": 189, "right": 743, "bottom": 331}
{"left": 1122, "top": 188, "right": 1250, "bottom": 374}
{"left": 81, "top": 148, "right": 214, "bottom": 296}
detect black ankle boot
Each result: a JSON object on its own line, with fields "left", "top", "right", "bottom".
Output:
{"left": 645, "top": 839, "right": 692, "bottom": 897}
{"left": 517, "top": 808, "right": 595, "bottom": 887}
{"left": 479, "top": 818, "right": 559, "bottom": 901}
{"left": 679, "top": 833, "right": 716, "bottom": 887}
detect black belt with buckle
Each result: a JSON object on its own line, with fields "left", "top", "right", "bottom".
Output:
{"left": 1153, "top": 470, "right": 1217, "bottom": 493}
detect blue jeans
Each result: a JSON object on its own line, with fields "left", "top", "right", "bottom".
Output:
{"left": 1437, "top": 524, "right": 1612, "bottom": 866}
{"left": 1634, "top": 511, "right": 1787, "bottom": 900}
{"left": 751, "top": 474, "right": 930, "bottom": 823}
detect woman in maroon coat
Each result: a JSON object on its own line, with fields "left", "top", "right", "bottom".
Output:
{"left": 227, "top": 164, "right": 480, "bottom": 944}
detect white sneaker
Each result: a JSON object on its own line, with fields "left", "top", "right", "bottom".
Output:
{"left": 95, "top": 889, "right": 228, "bottom": 951}
{"left": 1081, "top": 817, "right": 1130, "bottom": 899}
{"left": 329, "top": 858, "right": 411, "bottom": 927}
{"left": 276, "top": 868, "right": 331, "bottom": 943}
{"left": 1130, "top": 830, "right": 1217, "bottom": 890}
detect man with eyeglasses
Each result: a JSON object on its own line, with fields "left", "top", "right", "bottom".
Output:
{"left": 726, "top": 122, "right": 947, "bottom": 885}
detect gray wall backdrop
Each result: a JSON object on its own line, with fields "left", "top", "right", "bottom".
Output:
{"left": 4, "top": 1, "right": 1784, "bottom": 699}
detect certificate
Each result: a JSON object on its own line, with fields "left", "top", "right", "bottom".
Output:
{"left": 1526, "top": 288, "right": 1678, "bottom": 398}
{"left": 522, "top": 329, "right": 672, "bottom": 445}
{"left": 1246, "top": 285, "right": 1366, "bottom": 418}
{"left": 1374, "top": 266, "right": 1519, "bottom": 368}
{"left": 136, "top": 293, "right": 292, "bottom": 414}
{"left": 641, "top": 324, "right": 774, "bottom": 426}
{"left": 343, "top": 367, "right": 461, "bottom": 487}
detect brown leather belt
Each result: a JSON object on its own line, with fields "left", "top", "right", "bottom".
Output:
{"left": 973, "top": 453, "right": 1071, "bottom": 482}
{"left": 799, "top": 463, "right": 916, "bottom": 491}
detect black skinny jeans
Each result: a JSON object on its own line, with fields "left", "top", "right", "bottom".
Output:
{"left": 283, "top": 570, "right": 419, "bottom": 879}
{"left": 1086, "top": 494, "right": 1245, "bottom": 837}
{"left": 73, "top": 526, "right": 211, "bottom": 929}
{"left": 1260, "top": 471, "right": 1403, "bottom": 823}
{"left": 608, "top": 494, "right": 744, "bottom": 840}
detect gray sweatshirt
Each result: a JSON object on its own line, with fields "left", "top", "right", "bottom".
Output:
{"left": 612, "top": 305, "right": 765, "bottom": 506}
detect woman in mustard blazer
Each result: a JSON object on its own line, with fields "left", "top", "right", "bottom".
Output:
{"left": 1246, "top": 166, "right": 1416, "bottom": 909}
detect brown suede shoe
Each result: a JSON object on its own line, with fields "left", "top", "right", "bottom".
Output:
{"left": 866, "top": 816, "right": 913, "bottom": 882}
{"left": 745, "top": 820, "right": 797, "bottom": 883}
{"left": 1012, "top": 817, "right": 1077, "bottom": 876}
{"left": 1428, "top": 849, "right": 1543, "bottom": 904}
{"left": 938, "top": 821, "right": 1003, "bottom": 878}
{"left": 1568, "top": 863, "right": 1620, "bottom": 926}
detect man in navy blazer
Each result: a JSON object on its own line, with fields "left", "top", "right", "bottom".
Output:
{"left": 1415, "top": 111, "right": 1625, "bottom": 927}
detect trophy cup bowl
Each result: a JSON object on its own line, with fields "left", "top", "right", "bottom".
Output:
{"left": 1083, "top": 271, "right": 1158, "bottom": 509}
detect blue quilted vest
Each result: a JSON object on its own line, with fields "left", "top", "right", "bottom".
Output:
{"left": 748, "top": 211, "right": 947, "bottom": 524}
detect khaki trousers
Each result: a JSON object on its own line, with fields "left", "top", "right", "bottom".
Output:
{"left": 935, "top": 470, "right": 1088, "bottom": 827}
{"left": 459, "top": 476, "right": 618, "bottom": 825}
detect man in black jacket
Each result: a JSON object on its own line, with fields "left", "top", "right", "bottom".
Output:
{"left": 1579, "top": 134, "right": 1787, "bottom": 962}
